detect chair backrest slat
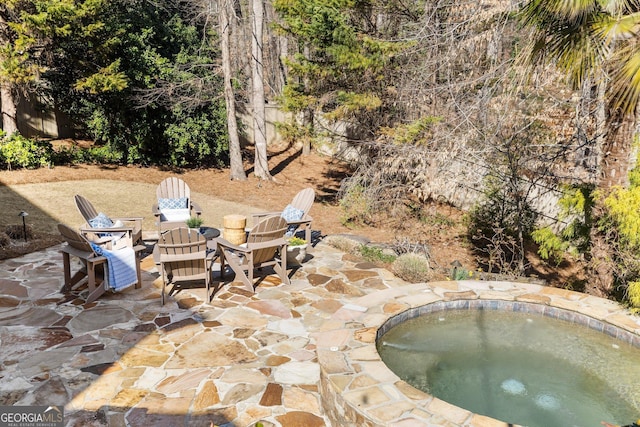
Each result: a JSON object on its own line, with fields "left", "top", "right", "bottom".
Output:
{"left": 247, "top": 216, "right": 288, "bottom": 264}
{"left": 157, "top": 177, "right": 191, "bottom": 200}
{"left": 58, "top": 223, "right": 96, "bottom": 254}
{"left": 158, "top": 227, "right": 207, "bottom": 278}
{"left": 290, "top": 188, "right": 315, "bottom": 216}
{"left": 75, "top": 194, "right": 99, "bottom": 223}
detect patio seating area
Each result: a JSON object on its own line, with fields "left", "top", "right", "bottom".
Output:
{"left": 2, "top": 234, "right": 640, "bottom": 426}
{"left": 3, "top": 177, "right": 640, "bottom": 426}
{"left": 0, "top": 234, "right": 410, "bottom": 426}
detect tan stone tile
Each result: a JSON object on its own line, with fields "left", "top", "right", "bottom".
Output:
{"left": 349, "top": 345, "right": 380, "bottom": 362}
{"left": 469, "top": 413, "right": 513, "bottom": 426}
{"left": 110, "top": 388, "right": 148, "bottom": 410}
{"left": 141, "top": 395, "right": 193, "bottom": 415}
{"left": 354, "top": 326, "right": 377, "bottom": 343}
{"left": 266, "top": 355, "right": 290, "bottom": 366}
{"left": 283, "top": 386, "right": 321, "bottom": 413}
{"left": 606, "top": 312, "right": 640, "bottom": 330}
{"left": 430, "top": 280, "right": 460, "bottom": 290}
{"left": 219, "top": 307, "right": 269, "bottom": 328}
{"left": 239, "top": 407, "right": 271, "bottom": 425}
{"left": 540, "top": 286, "right": 585, "bottom": 300}
{"left": 276, "top": 411, "right": 325, "bottom": 427}
{"left": 157, "top": 368, "right": 211, "bottom": 394}
{"left": 383, "top": 302, "right": 410, "bottom": 315}
{"left": 516, "top": 293, "right": 550, "bottom": 304}
{"left": 349, "top": 374, "right": 377, "bottom": 389}
{"left": 161, "top": 322, "right": 203, "bottom": 344}
{"left": 119, "top": 347, "right": 169, "bottom": 367}
{"left": 443, "top": 290, "right": 477, "bottom": 300}
{"left": 313, "top": 329, "right": 351, "bottom": 349}
{"left": 343, "top": 385, "right": 390, "bottom": 407}
{"left": 368, "top": 401, "right": 417, "bottom": 422}
{"left": 165, "top": 331, "right": 257, "bottom": 368}
{"left": 328, "top": 374, "right": 352, "bottom": 392}
{"left": 395, "top": 380, "right": 429, "bottom": 400}
{"left": 118, "top": 367, "right": 146, "bottom": 378}
{"left": 258, "top": 382, "right": 282, "bottom": 406}
{"left": 427, "top": 397, "right": 471, "bottom": 424}
{"left": 316, "top": 349, "right": 349, "bottom": 374}
{"left": 192, "top": 380, "right": 220, "bottom": 411}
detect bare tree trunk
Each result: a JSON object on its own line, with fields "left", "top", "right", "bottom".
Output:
{"left": 589, "top": 101, "right": 636, "bottom": 296}
{"left": 0, "top": 13, "right": 18, "bottom": 135}
{"left": 220, "top": 0, "right": 246, "bottom": 181}
{"left": 0, "top": 84, "right": 18, "bottom": 135}
{"left": 301, "top": 44, "right": 312, "bottom": 156}
{"left": 594, "top": 78, "right": 608, "bottom": 185}
{"left": 250, "top": 0, "right": 271, "bottom": 179}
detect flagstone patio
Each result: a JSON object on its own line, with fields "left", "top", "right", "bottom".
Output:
{"left": 0, "top": 238, "right": 639, "bottom": 427}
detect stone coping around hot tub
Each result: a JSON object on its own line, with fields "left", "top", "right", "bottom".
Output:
{"left": 314, "top": 280, "right": 640, "bottom": 427}
{"left": 377, "top": 299, "right": 640, "bottom": 348}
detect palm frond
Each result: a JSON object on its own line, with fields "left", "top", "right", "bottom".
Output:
{"left": 609, "top": 43, "right": 640, "bottom": 112}
{"left": 594, "top": 11, "right": 640, "bottom": 42}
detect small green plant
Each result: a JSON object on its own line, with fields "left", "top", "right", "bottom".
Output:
{"left": 358, "top": 245, "right": 396, "bottom": 263}
{"left": 392, "top": 253, "right": 433, "bottom": 283}
{"left": 288, "top": 236, "right": 307, "bottom": 246}
{"left": 0, "top": 134, "right": 53, "bottom": 169}
{"left": 186, "top": 216, "right": 204, "bottom": 228}
{"left": 628, "top": 281, "right": 640, "bottom": 312}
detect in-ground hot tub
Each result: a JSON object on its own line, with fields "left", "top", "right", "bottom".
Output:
{"left": 315, "top": 281, "right": 640, "bottom": 427}
{"left": 377, "top": 301, "right": 640, "bottom": 427}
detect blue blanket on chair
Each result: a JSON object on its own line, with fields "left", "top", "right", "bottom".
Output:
{"left": 90, "top": 243, "right": 138, "bottom": 292}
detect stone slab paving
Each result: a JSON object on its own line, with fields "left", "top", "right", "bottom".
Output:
{"left": 0, "top": 241, "right": 639, "bottom": 427}
{"left": 0, "top": 241, "right": 402, "bottom": 427}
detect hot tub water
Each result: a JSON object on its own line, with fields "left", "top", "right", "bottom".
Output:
{"left": 378, "top": 309, "right": 640, "bottom": 427}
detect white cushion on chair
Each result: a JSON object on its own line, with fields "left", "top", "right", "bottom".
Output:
{"left": 160, "top": 208, "right": 191, "bottom": 222}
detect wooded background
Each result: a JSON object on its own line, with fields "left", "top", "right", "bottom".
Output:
{"left": 2, "top": 0, "right": 640, "bottom": 308}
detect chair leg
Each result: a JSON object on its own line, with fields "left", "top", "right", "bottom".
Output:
{"left": 274, "top": 262, "right": 290, "bottom": 286}
{"left": 134, "top": 253, "right": 142, "bottom": 290}
{"left": 62, "top": 252, "right": 72, "bottom": 291}
{"left": 304, "top": 224, "right": 312, "bottom": 245}
{"left": 85, "top": 261, "right": 106, "bottom": 304}
{"left": 161, "top": 268, "right": 166, "bottom": 305}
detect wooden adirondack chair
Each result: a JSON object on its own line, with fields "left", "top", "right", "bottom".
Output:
{"left": 58, "top": 223, "right": 143, "bottom": 303}
{"left": 217, "top": 215, "right": 289, "bottom": 293}
{"left": 157, "top": 227, "right": 216, "bottom": 305}
{"left": 251, "top": 187, "right": 315, "bottom": 244}
{"left": 152, "top": 177, "right": 202, "bottom": 235}
{"left": 74, "top": 194, "right": 143, "bottom": 249}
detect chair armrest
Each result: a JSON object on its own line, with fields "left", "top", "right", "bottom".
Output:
{"left": 286, "top": 215, "right": 313, "bottom": 226}
{"left": 60, "top": 245, "right": 107, "bottom": 263}
{"left": 112, "top": 217, "right": 143, "bottom": 229}
{"left": 160, "top": 250, "right": 208, "bottom": 263}
{"left": 252, "top": 211, "right": 282, "bottom": 222}
{"left": 113, "top": 216, "right": 143, "bottom": 222}
{"left": 247, "top": 238, "right": 288, "bottom": 251}
{"left": 216, "top": 238, "right": 250, "bottom": 254}
{"left": 80, "top": 226, "right": 135, "bottom": 234}
{"left": 190, "top": 201, "right": 202, "bottom": 216}
{"left": 132, "top": 244, "right": 147, "bottom": 254}
{"left": 78, "top": 232, "right": 115, "bottom": 247}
